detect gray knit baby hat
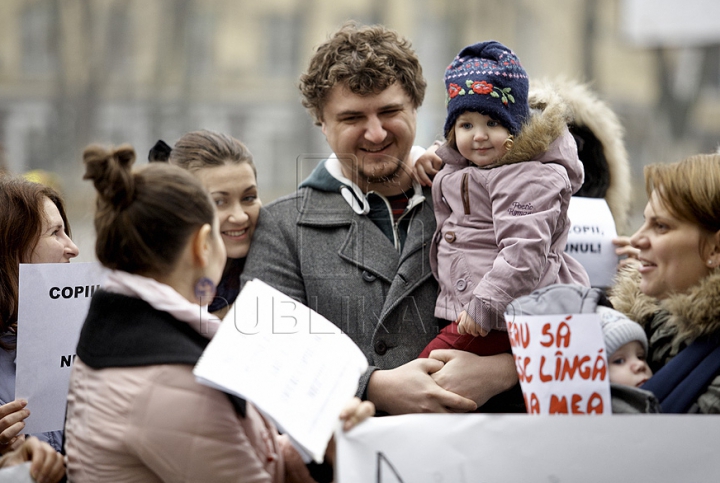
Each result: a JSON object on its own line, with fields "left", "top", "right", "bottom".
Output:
{"left": 597, "top": 306, "right": 648, "bottom": 357}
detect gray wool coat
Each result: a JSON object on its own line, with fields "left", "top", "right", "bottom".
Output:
{"left": 241, "top": 170, "right": 441, "bottom": 398}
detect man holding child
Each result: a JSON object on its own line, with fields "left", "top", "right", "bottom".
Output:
{"left": 242, "top": 22, "right": 518, "bottom": 414}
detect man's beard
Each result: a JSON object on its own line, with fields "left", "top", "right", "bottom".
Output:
{"left": 356, "top": 155, "right": 406, "bottom": 185}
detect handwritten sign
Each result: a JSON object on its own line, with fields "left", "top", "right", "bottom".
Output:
{"left": 16, "top": 262, "right": 106, "bottom": 434}
{"left": 566, "top": 197, "right": 618, "bottom": 287}
{"left": 505, "top": 313, "right": 611, "bottom": 415}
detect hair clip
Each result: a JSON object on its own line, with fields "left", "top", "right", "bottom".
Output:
{"left": 148, "top": 140, "right": 172, "bottom": 163}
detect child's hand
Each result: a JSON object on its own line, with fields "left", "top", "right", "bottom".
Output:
{"left": 338, "top": 397, "right": 375, "bottom": 432}
{"left": 321, "top": 398, "right": 375, "bottom": 469}
{"left": 456, "top": 311, "right": 488, "bottom": 337}
{"left": 413, "top": 143, "right": 443, "bottom": 187}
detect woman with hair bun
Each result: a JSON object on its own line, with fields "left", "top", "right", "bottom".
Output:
{"left": 0, "top": 175, "right": 78, "bottom": 458}
{"left": 65, "top": 144, "right": 372, "bottom": 482}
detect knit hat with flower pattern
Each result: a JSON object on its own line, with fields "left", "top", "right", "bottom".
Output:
{"left": 444, "top": 41, "right": 530, "bottom": 137}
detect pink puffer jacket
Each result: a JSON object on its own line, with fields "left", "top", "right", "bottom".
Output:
{"left": 65, "top": 359, "right": 284, "bottom": 483}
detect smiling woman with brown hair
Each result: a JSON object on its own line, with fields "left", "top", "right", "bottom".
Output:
{"left": 163, "top": 130, "right": 261, "bottom": 319}
{"left": 0, "top": 175, "right": 78, "bottom": 458}
{"left": 610, "top": 153, "right": 720, "bottom": 413}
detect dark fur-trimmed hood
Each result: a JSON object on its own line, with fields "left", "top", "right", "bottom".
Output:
{"left": 530, "top": 79, "right": 632, "bottom": 233}
{"left": 610, "top": 266, "right": 720, "bottom": 342}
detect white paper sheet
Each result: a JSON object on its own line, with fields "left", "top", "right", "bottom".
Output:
{"left": 193, "top": 279, "right": 369, "bottom": 463}
{"left": 566, "top": 197, "right": 618, "bottom": 288}
{"left": 337, "top": 414, "right": 720, "bottom": 483}
{"left": 15, "top": 262, "right": 106, "bottom": 434}
{"left": 0, "top": 462, "right": 34, "bottom": 483}
{"left": 505, "top": 313, "right": 611, "bottom": 415}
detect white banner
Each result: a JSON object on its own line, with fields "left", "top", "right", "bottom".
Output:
{"left": 337, "top": 414, "right": 720, "bottom": 482}
{"left": 566, "top": 197, "right": 618, "bottom": 288}
{"left": 15, "top": 262, "right": 106, "bottom": 434}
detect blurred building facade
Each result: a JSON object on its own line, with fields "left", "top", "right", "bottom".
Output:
{"left": 0, "top": 0, "right": 719, "bottom": 253}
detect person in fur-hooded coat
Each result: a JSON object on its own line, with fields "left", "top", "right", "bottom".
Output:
{"left": 422, "top": 42, "right": 590, "bottom": 357}
{"left": 610, "top": 267, "right": 720, "bottom": 413}
{"left": 529, "top": 79, "right": 632, "bottom": 234}
{"left": 608, "top": 153, "right": 720, "bottom": 413}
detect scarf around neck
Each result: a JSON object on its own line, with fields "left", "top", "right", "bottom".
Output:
{"left": 102, "top": 270, "right": 220, "bottom": 339}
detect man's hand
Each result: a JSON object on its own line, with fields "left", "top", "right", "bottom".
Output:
{"left": 413, "top": 144, "right": 443, "bottom": 186}
{"left": 429, "top": 350, "right": 517, "bottom": 407}
{"left": 366, "top": 358, "right": 477, "bottom": 414}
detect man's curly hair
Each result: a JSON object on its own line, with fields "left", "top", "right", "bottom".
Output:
{"left": 299, "top": 22, "right": 426, "bottom": 125}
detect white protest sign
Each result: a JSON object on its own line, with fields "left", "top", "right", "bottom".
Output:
{"left": 16, "top": 262, "right": 106, "bottom": 434}
{"left": 505, "top": 313, "right": 611, "bottom": 415}
{"left": 336, "top": 414, "right": 720, "bottom": 483}
{"left": 194, "top": 279, "right": 368, "bottom": 463}
{"left": 566, "top": 197, "right": 618, "bottom": 288}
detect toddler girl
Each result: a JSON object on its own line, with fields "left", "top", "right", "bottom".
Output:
{"left": 419, "top": 41, "right": 589, "bottom": 359}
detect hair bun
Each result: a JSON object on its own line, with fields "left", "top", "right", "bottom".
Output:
{"left": 83, "top": 144, "right": 137, "bottom": 210}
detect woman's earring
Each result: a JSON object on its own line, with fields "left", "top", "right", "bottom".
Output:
{"left": 503, "top": 135, "right": 514, "bottom": 151}
{"left": 708, "top": 260, "right": 715, "bottom": 267}
{"left": 194, "top": 276, "right": 217, "bottom": 304}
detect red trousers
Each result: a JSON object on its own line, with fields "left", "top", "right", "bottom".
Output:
{"left": 418, "top": 321, "right": 511, "bottom": 358}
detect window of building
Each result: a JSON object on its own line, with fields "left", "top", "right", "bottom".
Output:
{"left": 21, "top": 1, "right": 58, "bottom": 77}
{"left": 186, "top": 8, "right": 216, "bottom": 79}
{"left": 106, "top": 5, "right": 134, "bottom": 78}
{"left": 264, "top": 13, "right": 301, "bottom": 77}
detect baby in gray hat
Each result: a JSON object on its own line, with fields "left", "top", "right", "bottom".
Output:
{"left": 507, "top": 284, "right": 653, "bottom": 388}
{"left": 598, "top": 306, "right": 653, "bottom": 387}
